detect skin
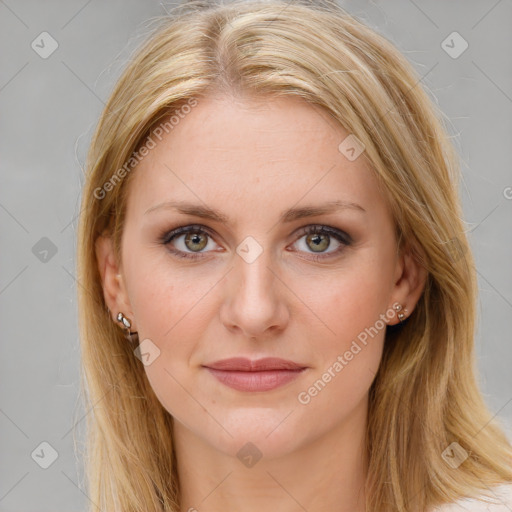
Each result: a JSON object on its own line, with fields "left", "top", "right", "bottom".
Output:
{"left": 96, "top": 93, "right": 427, "bottom": 512}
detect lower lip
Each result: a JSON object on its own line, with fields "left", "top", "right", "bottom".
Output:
{"left": 205, "top": 367, "right": 306, "bottom": 392}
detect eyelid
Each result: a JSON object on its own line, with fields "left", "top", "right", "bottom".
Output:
{"left": 295, "top": 225, "right": 353, "bottom": 245}
{"left": 160, "top": 223, "right": 214, "bottom": 244}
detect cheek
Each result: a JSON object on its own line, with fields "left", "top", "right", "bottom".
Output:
{"left": 296, "top": 273, "right": 387, "bottom": 415}
{"left": 299, "top": 259, "right": 392, "bottom": 342}
{"left": 123, "top": 247, "right": 202, "bottom": 339}
{"left": 129, "top": 278, "right": 173, "bottom": 339}
{"left": 293, "top": 253, "right": 391, "bottom": 401}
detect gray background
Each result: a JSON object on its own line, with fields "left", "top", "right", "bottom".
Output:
{"left": 1, "top": 1, "right": 511, "bottom": 510}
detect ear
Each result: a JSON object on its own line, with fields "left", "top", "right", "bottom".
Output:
{"left": 388, "top": 241, "right": 427, "bottom": 325}
{"left": 95, "top": 234, "right": 137, "bottom": 330}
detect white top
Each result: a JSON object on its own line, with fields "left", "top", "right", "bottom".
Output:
{"left": 431, "top": 483, "right": 512, "bottom": 511}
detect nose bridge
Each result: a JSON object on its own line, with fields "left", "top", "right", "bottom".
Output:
{"left": 233, "top": 234, "right": 276, "bottom": 299}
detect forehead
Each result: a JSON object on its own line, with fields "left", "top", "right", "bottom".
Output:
{"left": 126, "top": 94, "right": 385, "bottom": 225}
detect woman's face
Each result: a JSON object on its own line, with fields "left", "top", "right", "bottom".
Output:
{"left": 99, "top": 94, "right": 423, "bottom": 460}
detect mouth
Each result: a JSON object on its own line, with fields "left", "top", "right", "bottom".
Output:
{"left": 202, "top": 357, "right": 308, "bottom": 392}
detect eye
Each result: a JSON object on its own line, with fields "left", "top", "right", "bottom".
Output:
{"left": 291, "top": 225, "right": 352, "bottom": 261}
{"left": 160, "top": 224, "right": 218, "bottom": 261}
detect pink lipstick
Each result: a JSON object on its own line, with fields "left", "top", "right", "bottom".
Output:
{"left": 203, "top": 357, "right": 307, "bottom": 392}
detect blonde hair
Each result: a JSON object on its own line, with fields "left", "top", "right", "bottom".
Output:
{"left": 76, "top": 1, "right": 512, "bottom": 510}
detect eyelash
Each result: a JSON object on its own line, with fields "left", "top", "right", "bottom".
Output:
{"left": 158, "top": 224, "right": 352, "bottom": 262}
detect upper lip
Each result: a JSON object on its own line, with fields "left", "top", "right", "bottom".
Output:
{"left": 203, "top": 357, "right": 306, "bottom": 371}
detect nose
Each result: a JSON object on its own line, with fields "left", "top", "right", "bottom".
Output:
{"left": 219, "top": 242, "right": 290, "bottom": 340}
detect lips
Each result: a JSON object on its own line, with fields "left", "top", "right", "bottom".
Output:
{"left": 202, "top": 357, "right": 307, "bottom": 392}
{"left": 203, "top": 357, "right": 306, "bottom": 372}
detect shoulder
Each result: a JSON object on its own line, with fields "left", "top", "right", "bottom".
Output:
{"left": 431, "top": 483, "right": 512, "bottom": 511}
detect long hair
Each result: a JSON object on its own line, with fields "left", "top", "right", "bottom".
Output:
{"left": 76, "top": 1, "right": 512, "bottom": 510}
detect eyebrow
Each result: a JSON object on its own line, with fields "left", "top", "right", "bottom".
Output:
{"left": 144, "top": 199, "right": 366, "bottom": 223}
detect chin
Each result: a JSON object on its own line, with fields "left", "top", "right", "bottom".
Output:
{"left": 203, "top": 409, "right": 308, "bottom": 462}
